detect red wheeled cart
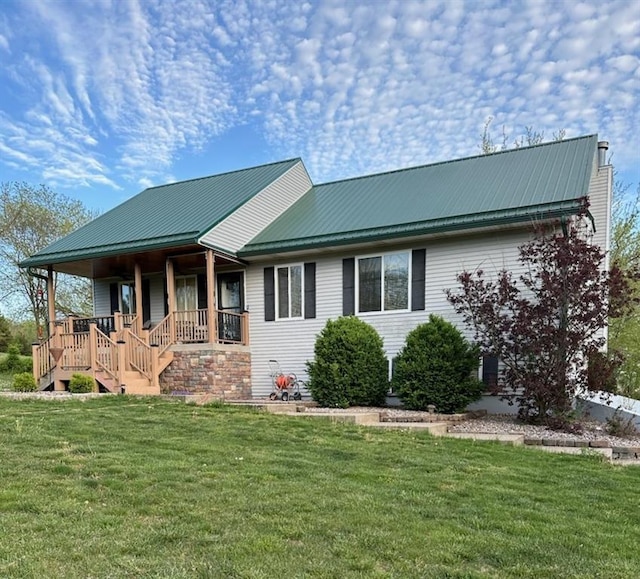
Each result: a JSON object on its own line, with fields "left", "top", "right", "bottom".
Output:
{"left": 268, "top": 360, "right": 304, "bottom": 402}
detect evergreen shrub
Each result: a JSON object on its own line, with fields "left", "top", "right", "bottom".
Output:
{"left": 69, "top": 373, "right": 95, "bottom": 394}
{"left": 392, "top": 315, "right": 484, "bottom": 413}
{"left": 12, "top": 372, "right": 37, "bottom": 392}
{"left": 306, "top": 316, "right": 389, "bottom": 408}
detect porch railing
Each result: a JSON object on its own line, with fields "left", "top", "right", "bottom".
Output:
{"left": 174, "top": 309, "right": 209, "bottom": 342}
{"left": 33, "top": 308, "right": 249, "bottom": 387}
{"left": 64, "top": 313, "right": 140, "bottom": 337}
{"left": 60, "top": 331, "right": 91, "bottom": 369}
{"left": 218, "top": 310, "right": 247, "bottom": 344}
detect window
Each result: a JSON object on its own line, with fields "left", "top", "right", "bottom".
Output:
{"left": 264, "top": 263, "right": 315, "bottom": 322}
{"left": 357, "top": 252, "right": 409, "bottom": 313}
{"left": 119, "top": 282, "right": 136, "bottom": 314}
{"left": 175, "top": 276, "right": 197, "bottom": 311}
{"left": 276, "top": 264, "right": 303, "bottom": 319}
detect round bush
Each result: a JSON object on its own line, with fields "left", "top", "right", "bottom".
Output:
{"left": 12, "top": 372, "right": 37, "bottom": 392}
{"left": 69, "top": 373, "right": 95, "bottom": 394}
{"left": 392, "top": 315, "right": 484, "bottom": 413}
{"left": 306, "top": 316, "right": 389, "bottom": 408}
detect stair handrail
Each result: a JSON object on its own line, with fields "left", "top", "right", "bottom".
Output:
{"left": 32, "top": 335, "right": 53, "bottom": 380}
{"left": 125, "top": 329, "right": 152, "bottom": 379}
{"left": 91, "top": 325, "right": 120, "bottom": 384}
{"left": 122, "top": 313, "right": 140, "bottom": 335}
{"left": 148, "top": 312, "right": 174, "bottom": 356}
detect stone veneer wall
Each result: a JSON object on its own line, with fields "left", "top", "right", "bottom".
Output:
{"left": 160, "top": 343, "right": 251, "bottom": 399}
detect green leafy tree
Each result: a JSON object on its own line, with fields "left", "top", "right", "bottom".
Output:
{"left": 0, "top": 314, "right": 12, "bottom": 352}
{"left": 9, "top": 319, "right": 38, "bottom": 355}
{"left": 608, "top": 182, "right": 640, "bottom": 397}
{"left": 0, "top": 182, "right": 96, "bottom": 331}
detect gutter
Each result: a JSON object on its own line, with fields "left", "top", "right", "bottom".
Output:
{"left": 239, "top": 199, "right": 584, "bottom": 257}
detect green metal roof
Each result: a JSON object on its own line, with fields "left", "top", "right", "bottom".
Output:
{"left": 239, "top": 135, "right": 597, "bottom": 256}
{"left": 22, "top": 158, "right": 300, "bottom": 267}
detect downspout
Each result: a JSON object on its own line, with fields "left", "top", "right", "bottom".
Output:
{"left": 27, "top": 266, "right": 48, "bottom": 283}
{"left": 560, "top": 209, "right": 596, "bottom": 239}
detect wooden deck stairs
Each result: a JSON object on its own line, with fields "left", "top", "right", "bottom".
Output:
{"left": 33, "top": 314, "right": 175, "bottom": 395}
{"left": 32, "top": 309, "right": 249, "bottom": 395}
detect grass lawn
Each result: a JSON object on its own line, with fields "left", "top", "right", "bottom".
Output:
{"left": 0, "top": 397, "right": 638, "bottom": 578}
{"left": 0, "top": 371, "right": 13, "bottom": 391}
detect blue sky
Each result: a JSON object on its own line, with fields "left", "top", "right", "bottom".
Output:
{"left": 0, "top": 0, "right": 638, "bottom": 213}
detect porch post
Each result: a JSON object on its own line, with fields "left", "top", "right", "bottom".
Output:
{"left": 166, "top": 259, "right": 176, "bottom": 342}
{"left": 47, "top": 265, "right": 56, "bottom": 337}
{"left": 206, "top": 249, "right": 217, "bottom": 344}
{"left": 134, "top": 262, "right": 143, "bottom": 334}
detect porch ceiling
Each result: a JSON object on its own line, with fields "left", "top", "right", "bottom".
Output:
{"left": 48, "top": 245, "right": 240, "bottom": 279}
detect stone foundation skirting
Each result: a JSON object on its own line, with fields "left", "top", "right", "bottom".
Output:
{"left": 159, "top": 343, "right": 251, "bottom": 399}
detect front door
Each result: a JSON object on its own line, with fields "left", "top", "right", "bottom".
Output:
{"left": 217, "top": 272, "right": 245, "bottom": 342}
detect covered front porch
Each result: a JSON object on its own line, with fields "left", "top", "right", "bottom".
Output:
{"left": 32, "top": 246, "right": 250, "bottom": 395}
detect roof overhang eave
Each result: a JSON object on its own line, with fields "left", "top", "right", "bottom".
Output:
{"left": 238, "top": 200, "right": 584, "bottom": 258}
{"left": 19, "top": 233, "right": 202, "bottom": 269}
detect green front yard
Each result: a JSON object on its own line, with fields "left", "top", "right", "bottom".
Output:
{"left": 0, "top": 396, "right": 638, "bottom": 578}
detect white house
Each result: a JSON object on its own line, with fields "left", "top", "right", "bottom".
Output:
{"left": 22, "top": 135, "right": 613, "bottom": 408}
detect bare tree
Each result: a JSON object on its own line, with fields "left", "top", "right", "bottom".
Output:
{"left": 479, "top": 117, "right": 565, "bottom": 154}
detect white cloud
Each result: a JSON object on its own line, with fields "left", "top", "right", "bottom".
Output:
{"left": 0, "top": 0, "right": 638, "bottom": 196}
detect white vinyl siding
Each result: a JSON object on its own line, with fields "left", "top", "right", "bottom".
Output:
{"left": 199, "top": 161, "right": 312, "bottom": 254}
{"left": 586, "top": 159, "right": 613, "bottom": 266}
{"left": 148, "top": 276, "right": 167, "bottom": 323}
{"left": 93, "top": 280, "right": 112, "bottom": 317}
{"left": 247, "top": 229, "right": 530, "bottom": 398}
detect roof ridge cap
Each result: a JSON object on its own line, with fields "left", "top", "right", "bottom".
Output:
{"left": 315, "top": 134, "right": 597, "bottom": 188}
{"left": 144, "top": 158, "right": 302, "bottom": 192}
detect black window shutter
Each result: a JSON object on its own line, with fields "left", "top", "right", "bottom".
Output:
{"left": 264, "top": 267, "right": 275, "bottom": 321}
{"left": 163, "top": 278, "right": 169, "bottom": 316}
{"left": 142, "top": 279, "right": 151, "bottom": 325}
{"left": 343, "top": 258, "right": 355, "bottom": 315}
{"left": 482, "top": 356, "right": 499, "bottom": 388}
{"left": 411, "top": 249, "right": 426, "bottom": 311}
{"left": 109, "top": 282, "right": 119, "bottom": 314}
{"left": 304, "top": 262, "right": 316, "bottom": 319}
{"left": 197, "top": 274, "right": 207, "bottom": 309}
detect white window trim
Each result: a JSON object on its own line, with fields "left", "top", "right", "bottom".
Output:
{"left": 275, "top": 263, "right": 305, "bottom": 320}
{"left": 355, "top": 251, "right": 411, "bottom": 315}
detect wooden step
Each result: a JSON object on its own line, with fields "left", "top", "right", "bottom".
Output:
{"left": 158, "top": 351, "right": 174, "bottom": 373}
{"left": 94, "top": 370, "right": 119, "bottom": 394}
